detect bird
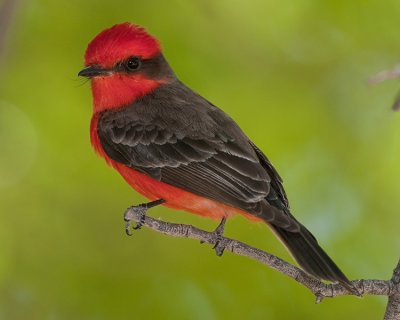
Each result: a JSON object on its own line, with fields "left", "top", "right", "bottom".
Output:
{"left": 78, "top": 22, "right": 356, "bottom": 292}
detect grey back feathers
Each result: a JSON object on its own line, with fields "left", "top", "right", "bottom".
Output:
{"left": 98, "top": 80, "right": 300, "bottom": 232}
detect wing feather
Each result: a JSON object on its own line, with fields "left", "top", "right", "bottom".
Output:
{"left": 97, "top": 81, "right": 299, "bottom": 231}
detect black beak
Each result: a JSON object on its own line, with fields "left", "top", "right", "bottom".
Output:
{"left": 78, "top": 65, "right": 110, "bottom": 78}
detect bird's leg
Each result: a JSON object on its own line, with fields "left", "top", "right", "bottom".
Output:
{"left": 211, "top": 217, "right": 227, "bottom": 257}
{"left": 124, "top": 199, "right": 165, "bottom": 236}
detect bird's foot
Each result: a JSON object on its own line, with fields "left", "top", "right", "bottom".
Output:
{"left": 124, "top": 205, "right": 148, "bottom": 235}
{"left": 211, "top": 217, "right": 227, "bottom": 256}
{"left": 123, "top": 199, "right": 165, "bottom": 236}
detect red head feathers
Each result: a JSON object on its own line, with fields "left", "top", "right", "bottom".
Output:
{"left": 84, "top": 23, "right": 161, "bottom": 69}
{"left": 81, "top": 23, "right": 168, "bottom": 112}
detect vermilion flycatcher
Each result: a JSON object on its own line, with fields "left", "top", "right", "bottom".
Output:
{"left": 79, "top": 23, "right": 355, "bottom": 291}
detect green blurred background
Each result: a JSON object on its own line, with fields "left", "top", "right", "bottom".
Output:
{"left": 1, "top": 0, "right": 400, "bottom": 319}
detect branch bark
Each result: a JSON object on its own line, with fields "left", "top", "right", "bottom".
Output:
{"left": 385, "top": 260, "right": 400, "bottom": 319}
{"left": 125, "top": 208, "right": 400, "bottom": 320}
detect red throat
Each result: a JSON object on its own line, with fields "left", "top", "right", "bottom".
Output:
{"left": 83, "top": 23, "right": 165, "bottom": 112}
{"left": 91, "top": 74, "right": 162, "bottom": 112}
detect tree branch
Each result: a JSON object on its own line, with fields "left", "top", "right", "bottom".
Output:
{"left": 124, "top": 208, "right": 400, "bottom": 319}
{"left": 368, "top": 64, "right": 400, "bottom": 111}
{"left": 385, "top": 260, "right": 400, "bottom": 319}
{"left": 368, "top": 65, "right": 400, "bottom": 85}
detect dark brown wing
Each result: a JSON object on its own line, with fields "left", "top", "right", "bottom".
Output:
{"left": 98, "top": 81, "right": 299, "bottom": 231}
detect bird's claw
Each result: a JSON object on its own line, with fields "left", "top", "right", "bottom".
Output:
{"left": 125, "top": 220, "right": 134, "bottom": 236}
{"left": 124, "top": 205, "right": 148, "bottom": 236}
{"left": 211, "top": 217, "right": 227, "bottom": 256}
{"left": 123, "top": 199, "right": 165, "bottom": 236}
{"left": 213, "top": 240, "right": 226, "bottom": 257}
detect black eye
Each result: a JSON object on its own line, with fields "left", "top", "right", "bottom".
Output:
{"left": 125, "top": 57, "right": 141, "bottom": 71}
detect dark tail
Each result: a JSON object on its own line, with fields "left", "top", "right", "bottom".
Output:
{"left": 271, "top": 223, "right": 358, "bottom": 294}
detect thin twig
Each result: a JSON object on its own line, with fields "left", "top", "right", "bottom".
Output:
{"left": 125, "top": 208, "right": 400, "bottom": 315}
{"left": 368, "top": 65, "right": 400, "bottom": 86}
{"left": 368, "top": 64, "right": 400, "bottom": 111}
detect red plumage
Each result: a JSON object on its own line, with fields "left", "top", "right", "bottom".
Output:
{"left": 84, "top": 23, "right": 163, "bottom": 111}
{"left": 85, "top": 23, "right": 160, "bottom": 68}
{"left": 80, "top": 22, "right": 356, "bottom": 292}
{"left": 90, "top": 113, "right": 261, "bottom": 222}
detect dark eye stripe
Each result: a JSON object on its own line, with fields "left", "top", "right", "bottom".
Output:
{"left": 114, "top": 54, "right": 174, "bottom": 80}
